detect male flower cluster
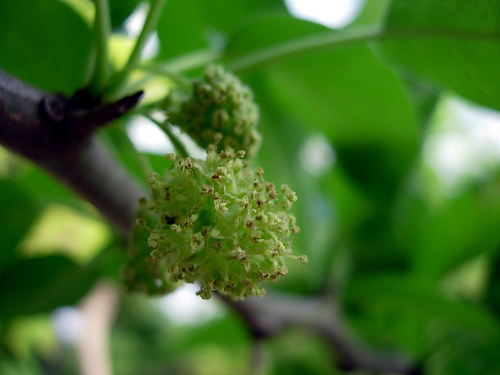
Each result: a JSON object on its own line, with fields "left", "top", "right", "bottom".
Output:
{"left": 168, "top": 65, "right": 261, "bottom": 158}
{"left": 129, "top": 147, "right": 307, "bottom": 300}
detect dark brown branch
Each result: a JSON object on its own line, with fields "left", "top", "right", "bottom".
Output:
{"left": 225, "top": 293, "right": 420, "bottom": 375}
{"left": 0, "top": 68, "right": 145, "bottom": 236}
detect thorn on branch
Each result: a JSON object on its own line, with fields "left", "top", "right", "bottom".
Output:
{"left": 68, "top": 90, "right": 144, "bottom": 130}
{"left": 38, "top": 90, "right": 144, "bottom": 157}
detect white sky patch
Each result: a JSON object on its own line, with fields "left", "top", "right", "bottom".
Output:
{"left": 51, "top": 307, "right": 84, "bottom": 345}
{"left": 123, "top": 2, "right": 159, "bottom": 59}
{"left": 424, "top": 97, "right": 500, "bottom": 195}
{"left": 127, "top": 115, "right": 173, "bottom": 154}
{"left": 127, "top": 115, "right": 207, "bottom": 158}
{"left": 300, "top": 133, "right": 336, "bottom": 176}
{"left": 158, "top": 284, "right": 224, "bottom": 325}
{"left": 284, "top": 0, "right": 365, "bottom": 28}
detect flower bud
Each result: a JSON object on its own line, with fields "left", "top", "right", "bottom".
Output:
{"left": 130, "top": 147, "right": 305, "bottom": 300}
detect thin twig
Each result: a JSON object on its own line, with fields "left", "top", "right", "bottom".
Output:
{"left": 143, "top": 113, "right": 189, "bottom": 159}
{"left": 88, "top": 0, "right": 112, "bottom": 96}
{"left": 105, "top": 0, "right": 168, "bottom": 101}
{"left": 78, "top": 281, "right": 119, "bottom": 375}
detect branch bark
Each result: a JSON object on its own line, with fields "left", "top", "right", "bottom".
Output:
{"left": 0, "top": 68, "right": 145, "bottom": 236}
{"left": 224, "top": 293, "right": 420, "bottom": 374}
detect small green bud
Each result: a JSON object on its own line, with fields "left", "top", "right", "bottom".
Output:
{"left": 268, "top": 189, "right": 279, "bottom": 200}
{"left": 287, "top": 191, "right": 298, "bottom": 203}
{"left": 216, "top": 166, "right": 227, "bottom": 176}
{"left": 218, "top": 202, "right": 228, "bottom": 215}
{"left": 201, "top": 184, "right": 214, "bottom": 195}
{"left": 165, "top": 153, "right": 177, "bottom": 161}
{"left": 298, "top": 255, "right": 309, "bottom": 263}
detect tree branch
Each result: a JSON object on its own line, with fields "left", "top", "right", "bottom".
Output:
{"left": 224, "top": 293, "right": 420, "bottom": 374}
{"left": 0, "top": 68, "right": 145, "bottom": 236}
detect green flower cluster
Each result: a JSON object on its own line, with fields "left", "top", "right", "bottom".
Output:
{"left": 129, "top": 147, "right": 307, "bottom": 300}
{"left": 168, "top": 65, "right": 261, "bottom": 158}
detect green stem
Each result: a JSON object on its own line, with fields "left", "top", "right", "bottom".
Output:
{"left": 143, "top": 114, "right": 189, "bottom": 159}
{"left": 137, "top": 64, "right": 191, "bottom": 89}
{"left": 143, "top": 48, "right": 220, "bottom": 73}
{"left": 88, "top": 0, "right": 112, "bottom": 96}
{"left": 227, "top": 28, "right": 384, "bottom": 74}
{"left": 105, "top": 0, "right": 168, "bottom": 101}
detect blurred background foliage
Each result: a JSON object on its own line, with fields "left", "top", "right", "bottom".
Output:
{"left": 1, "top": 0, "right": 500, "bottom": 374}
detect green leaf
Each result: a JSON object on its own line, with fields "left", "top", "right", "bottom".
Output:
{"left": 0, "top": 180, "right": 40, "bottom": 272}
{"left": 224, "top": 13, "right": 327, "bottom": 61}
{"left": 486, "top": 251, "right": 500, "bottom": 314}
{"left": 382, "top": 0, "right": 500, "bottom": 111}
{"left": 16, "top": 166, "right": 80, "bottom": 203}
{"left": 346, "top": 274, "right": 500, "bottom": 336}
{"left": 14, "top": 165, "right": 104, "bottom": 224}
{"left": 347, "top": 0, "right": 391, "bottom": 29}
{"left": 156, "top": 0, "right": 286, "bottom": 59}
{"left": 0, "top": 0, "right": 93, "bottom": 94}
{"left": 109, "top": 0, "right": 142, "bottom": 29}
{"left": 408, "top": 187, "right": 500, "bottom": 281}
{"left": 0, "top": 255, "right": 97, "bottom": 320}
{"left": 226, "top": 15, "right": 418, "bottom": 198}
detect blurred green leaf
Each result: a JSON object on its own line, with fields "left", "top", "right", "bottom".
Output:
{"left": 393, "top": 177, "right": 500, "bottom": 282}
{"left": 16, "top": 166, "right": 80, "bottom": 204}
{"left": 346, "top": 274, "right": 500, "bottom": 336}
{"left": 226, "top": 15, "right": 418, "bottom": 199}
{"left": 224, "top": 13, "right": 326, "bottom": 60}
{"left": 425, "top": 327, "right": 500, "bottom": 375}
{"left": 0, "top": 180, "right": 40, "bottom": 272}
{"left": 347, "top": 0, "right": 391, "bottom": 29}
{"left": 413, "top": 188, "right": 500, "bottom": 280}
{"left": 486, "top": 250, "right": 500, "bottom": 315}
{"left": 0, "top": 0, "right": 92, "bottom": 94}
{"left": 0, "top": 255, "right": 97, "bottom": 320}
{"left": 156, "top": 0, "right": 286, "bottom": 59}
{"left": 382, "top": 0, "right": 500, "bottom": 111}
{"left": 267, "top": 329, "right": 341, "bottom": 375}
{"left": 109, "top": 0, "right": 142, "bottom": 30}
